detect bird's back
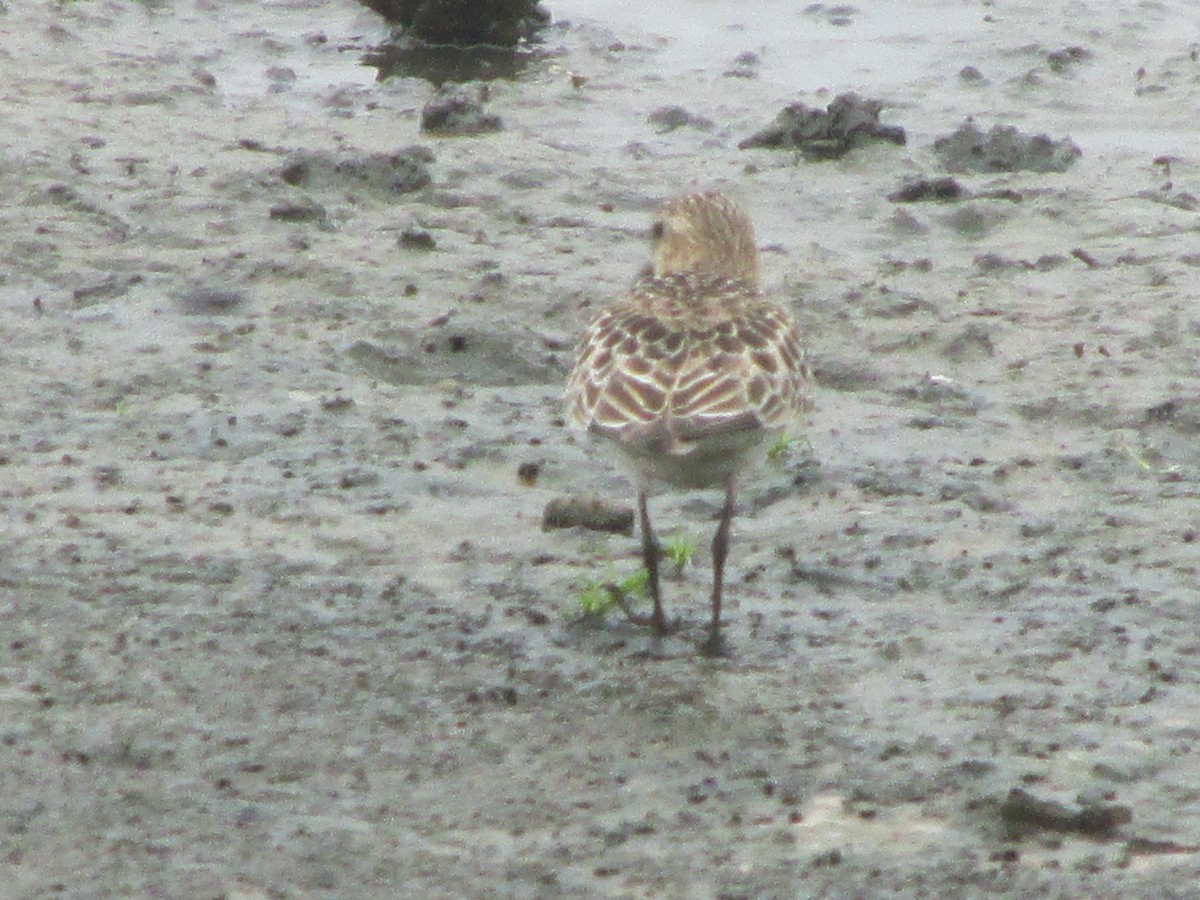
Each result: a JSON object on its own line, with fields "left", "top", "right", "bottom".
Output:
{"left": 566, "top": 270, "right": 810, "bottom": 488}
{"left": 562, "top": 190, "right": 814, "bottom": 644}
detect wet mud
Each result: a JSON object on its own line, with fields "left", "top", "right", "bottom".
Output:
{"left": 2, "top": 1, "right": 1200, "bottom": 897}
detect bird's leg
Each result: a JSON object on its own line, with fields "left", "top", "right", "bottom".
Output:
{"left": 639, "top": 489, "right": 667, "bottom": 635}
{"left": 607, "top": 490, "right": 667, "bottom": 634}
{"left": 704, "top": 474, "right": 736, "bottom": 655}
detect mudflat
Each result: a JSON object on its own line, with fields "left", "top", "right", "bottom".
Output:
{"left": 2, "top": 1, "right": 1199, "bottom": 896}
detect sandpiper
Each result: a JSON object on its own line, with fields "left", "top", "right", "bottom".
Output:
{"left": 565, "top": 191, "right": 812, "bottom": 651}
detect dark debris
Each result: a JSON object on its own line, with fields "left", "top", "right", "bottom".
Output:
{"left": 421, "top": 86, "right": 503, "bottom": 136}
{"left": 542, "top": 495, "right": 634, "bottom": 535}
{"left": 933, "top": 120, "right": 1081, "bottom": 173}
{"left": 1000, "top": 787, "right": 1132, "bottom": 838}
{"left": 739, "top": 92, "right": 905, "bottom": 160}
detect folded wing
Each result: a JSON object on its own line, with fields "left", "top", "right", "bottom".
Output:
{"left": 566, "top": 301, "right": 810, "bottom": 456}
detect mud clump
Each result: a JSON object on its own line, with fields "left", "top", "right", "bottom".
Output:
{"left": 279, "top": 146, "right": 434, "bottom": 194}
{"left": 1144, "top": 397, "right": 1200, "bottom": 433}
{"left": 399, "top": 227, "right": 437, "bottom": 250}
{"left": 890, "top": 176, "right": 1028, "bottom": 204}
{"left": 1047, "top": 45, "right": 1092, "bottom": 73}
{"left": 1000, "top": 787, "right": 1132, "bottom": 838}
{"left": 724, "top": 50, "right": 759, "bottom": 79}
{"left": 346, "top": 322, "right": 561, "bottom": 387}
{"left": 647, "top": 105, "right": 713, "bottom": 134}
{"left": 739, "top": 92, "right": 906, "bottom": 159}
{"left": 933, "top": 120, "right": 1081, "bottom": 173}
{"left": 358, "top": 0, "right": 549, "bottom": 47}
{"left": 177, "top": 288, "right": 247, "bottom": 316}
{"left": 71, "top": 274, "right": 143, "bottom": 308}
{"left": 421, "top": 86, "right": 503, "bottom": 135}
{"left": 542, "top": 495, "right": 634, "bottom": 535}
{"left": 888, "top": 177, "right": 967, "bottom": 203}
{"left": 269, "top": 199, "right": 328, "bottom": 224}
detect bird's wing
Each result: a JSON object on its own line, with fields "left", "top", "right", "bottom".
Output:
{"left": 566, "top": 304, "right": 810, "bottom": 454}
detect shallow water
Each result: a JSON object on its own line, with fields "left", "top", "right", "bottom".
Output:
{"left": 557, "top": 0, "right": 996, "bottom": 89}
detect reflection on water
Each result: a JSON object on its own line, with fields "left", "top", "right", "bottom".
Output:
{"left": 362, "top": 38, "right": 544, "bottom": 85}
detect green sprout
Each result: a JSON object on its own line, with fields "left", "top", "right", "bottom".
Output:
{"left": 1116, "top": 439, "right": 1179, "bottom": 477}
{"left": 1122, "top": 443, "right": 1155, "bottom": 472}
{"left": 662, "top": 531, "right": 699, "bottom": 578}
{"left": 768, "top": 430, "right": 815, "bottom": 466}
{"left": 766, "top": 430, "right": 795, "bottom": 462}
{"left": 577, "top": 568, "right": 649, "bottom": 617}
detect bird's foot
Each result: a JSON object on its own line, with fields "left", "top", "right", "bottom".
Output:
{"left": 604, "top": 583, "right": 670, "bottom": 636}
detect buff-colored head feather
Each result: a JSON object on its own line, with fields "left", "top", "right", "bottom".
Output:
{"left": 649, "top": 192, "right": 760, "bottom": 288}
